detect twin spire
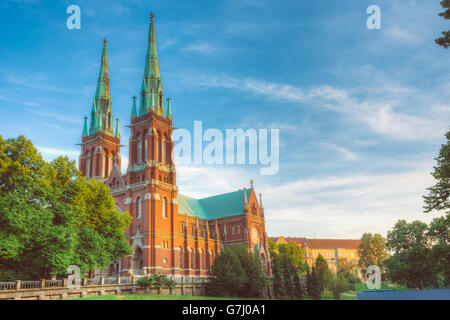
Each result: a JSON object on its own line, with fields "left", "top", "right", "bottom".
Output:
{"left": 82, "top": 13, "right": 172, "bottom": 138}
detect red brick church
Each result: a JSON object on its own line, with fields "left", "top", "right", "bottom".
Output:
{"left": 78, "top": 14, "right": 271, "bottom": 278}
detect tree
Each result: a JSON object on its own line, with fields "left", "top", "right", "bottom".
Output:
{"left": 308, "top": 266, "right": 321, "bottom": 299}
{"left": 278, "top": 241, "right": 306, "bottom": 271}
{"left": 435, "top": 0, "right": 450, "bottom": 48}
{"left": 270, "top": 253, "right": 285, "bottom": 298}
{"left": 207, "top": 247, "right": 247, "bottom": 297}
{"left": 231, "top": 245, "right": 268, "bottom": 297}
{"left": 337, "top": 258, "right": 360, "bottom": 288}
{"left": 290, "top": 262, "right": 304, "bottom": 299}
{"left": 332, "top": 274, "right": 350, "bottom": 300}
{"left": 428, "top": 214, "right": 450, "bottom": 287}
{"left": 358, "top": 233, "right": 389, "bottom": 280}
{"left": 314, "top": 254, "right": 333, "bottom": 292}
{"left": 424, "top": 129, "right": 450, "bottom": 214}
{"left": 282, "top": 256, "right": 294, "bottom": 298}
{"left": 0, "top": 135, "right": 132, "bottom": 280}
{"left": 384, "top": 220, "right": 436, "bottom": 289}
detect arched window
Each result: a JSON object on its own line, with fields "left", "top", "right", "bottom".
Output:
{"left": 190, "top": 250, "right": 195, "bottom": 269}
{"left": 137, "top": 197, "right": 142, "bottom": 219}
{"left": 161, "top": 137, "right": 165, "bottom": 163}
{"left": 162, "top": 197, "right": 168, "bottom": 219}
{"left": 159, "top": 92, "right": 162, "bottom": 108}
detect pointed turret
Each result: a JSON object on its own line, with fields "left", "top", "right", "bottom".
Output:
{"left": 166, "top": 98, "right": 172, "bottom": 119}
{"left": 131, "top": 96, "right": 137, "bottom": 118}
{"left": 82, "top": 116, "right": 88, "bottom": 137}
{"left": 144, "top": 13, "right": 160, "bottom": 79}
{"left": 115, "top": 118, "right": 120, "bottom": 138}
{"left": 244, "top": 187, "right": 248, "bottom": 210}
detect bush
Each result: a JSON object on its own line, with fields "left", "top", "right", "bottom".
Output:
{"left": 137, "top": 276, "right": 154, "bottom": 294}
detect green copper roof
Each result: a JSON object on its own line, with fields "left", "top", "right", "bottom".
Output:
{"left": 144, "top": 13, "right": 160, "bottom": 79}
{"left": 177, "top": 189, "right": 252, "bottom": 220}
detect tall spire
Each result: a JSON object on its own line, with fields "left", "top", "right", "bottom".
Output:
{"left": 144, "top": 13, "right": 160, "bottom": 79}
{"left": 95, "top": 38, "right": 110, "bottom": 101}
{"left": 139, "top": 13, "right": 163, "bottom": 116}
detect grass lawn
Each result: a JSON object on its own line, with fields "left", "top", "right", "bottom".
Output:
{"left": 67, "top": 292, "right": 356, "bottom": 300}
{"left": 66, "top": 294, "right": 270, "bottom": 300}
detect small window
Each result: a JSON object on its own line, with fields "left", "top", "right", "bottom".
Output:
{"left": 162, "top": 197, "right": 168, "bottom": 219}
{"left": 136, "top": 197, "right": 142, "bottom": 219}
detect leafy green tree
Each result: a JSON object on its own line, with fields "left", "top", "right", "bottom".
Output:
{"left": 278, "top": 241, "right": 306, "bottom": 270}
{"left": 231, "top": 245, "right": 268, "bottom": 297}
{"left": 358, "top": 233, "right": 389, "bottom": 280}
{"left": 207, "top": 247, "right": 247, "bottom": 297}
{"left": 436, "top": 1, "right": 450, "bottom": 48}
{"left": 385, "top": 220, "right": 436, "bottom": 288}
{"left": 332, "top": 274, "right": 350, "bottom": 300}
{"left": 424, "top": 129, "right": 450, "bottom": 214}
{"left": 337, "top": 258, "right": 360, "bottom": 288}
{"left": 428, "top": 214, "right": 450, "bottom": 287}
{"left": 0, "top": 135, "right": 132, "bottom": 280}
{"left": 137, "top": 276, "right": 154, "bottom": 294}
{"left": 270, "top": 253, "right": 285, "bottom": 298}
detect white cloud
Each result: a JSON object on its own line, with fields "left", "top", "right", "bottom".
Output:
{"left": 189, "top": 74, "right": 450, "bottom": 141}
{"left": 173, "top": 162, "right": 442, "bottom": 239}
{"left": 37, "top": 146, "right": 79, "bottom": 162}
{"left": 183, "top": 43, "right": 217, "bottom": 55}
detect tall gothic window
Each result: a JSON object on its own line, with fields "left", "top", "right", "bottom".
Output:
{"left": 159, "top": 92, "right": 162, "bottom": 108}
{"left": 86, "top": 155, "right": 91, "bottom": 178}
{"left": 137, "top": 197, "right": 142, "bottom": 219}
{"left": 180, "top": 249, "right": 183, "bottom": 268}
{"left": 161, "top": 137, "right": 165, "bottom": 163}
{"left": 162, "top": 197, "right": 168, "bottom": 219}
{"left": 201, "top": 250, "right": 205, "bottom": 269}
{"left": 138, "top": 138, "right": 142, "bottom": 163}
{"left": 190, "top": 250, "right": 195, "bottom": 269}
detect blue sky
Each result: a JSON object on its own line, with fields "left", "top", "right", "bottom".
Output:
{"left": 0, "top": 0, "right": 448, "bottom": 239}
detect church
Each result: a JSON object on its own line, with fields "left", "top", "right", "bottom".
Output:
{"left": 77, "top": 14, "right": 271, "bottom": 278}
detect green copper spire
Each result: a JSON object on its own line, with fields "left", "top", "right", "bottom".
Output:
{"left": 115, "top": 118, "right": 120, "bottom": 137}
{"left": 144, "top": 13, "right": 160, "bottom": 79}
{"left": 139, "top": 13, "right": 164, "bottom": 116}
{"left": 82, "top": 116, "right": 88, "bottom": 136}
{"left": 166, "top": 98, "right": 172, "bottom": 119}
{"left": 131, "top": 96, "right": 137, "bottom": 117}
{"left": 95, "top": 38, "right": 110, "bottom": 101}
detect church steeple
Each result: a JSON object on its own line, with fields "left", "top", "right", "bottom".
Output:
{"left": 87, "top": 38, "right": 114, "bottom": 136}
{"left": 139, "top": 13, "right": 164, "bottom": 117}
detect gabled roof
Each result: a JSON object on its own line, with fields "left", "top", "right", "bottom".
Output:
{"left": 177, "top": 188, "right": 253, "bottom": 220}
{"left": 269, "top": 236, "right": 361, "bottom": 250}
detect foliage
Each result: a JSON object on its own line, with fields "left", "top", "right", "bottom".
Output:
{"left": 435, "top": 1, "right": 450, "bottom": 48}
{"left": 137, "top": 276, "right": 154, "bottom": 293}
{"left": 337, "top": 258, "right": 361, "bottom": 287}
{"left": 282, "top": 256, "right": 295, "bottom": 298}
{"left": 314, "top": 254, "right": 333, "bottom": 292}
{"left": 206, "top": 247, "right": 247, "bottom": 297}
{"left": 332, "top": 274, "right": 350, "bottom": 300}
{"left": 424, "top": 129, "right": 450, "bottom": 213}
{"left": 357, "top": 233, "right": 389, "bottom": 279}
{"left": 231, "top": 245, "right": 268, "bottom": 298}
{"left": 136, "top": 273, "right": 176, "bottom": 294}
{"left": 291, "top": 262, "right": 304, "bottom": 299}
{"left": 277, "top": 241, "right": 306, "bottom": 271}
{"left": 0, "top": 135, "right": 132, "bottom": 280}
{"left": 308, "top": 266, "right": 321, "bottom": 299}
{"left": 270, "top": 253, "right": 285, "bottom": 298}
{"left": 384, "top": 218, "right": 450, "bottom": 289}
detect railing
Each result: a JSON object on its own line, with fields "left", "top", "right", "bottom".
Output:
{"left": 45, "top": 280, "right": 63, "bottom": 288}
{"left": 0, "top": 282, "right": 16, "bottom": 290}
{"left": 21, "top": 281, "right": 41, "bottom": 289}
{"left": 0, "top": 276, "right": 208, "bottom": 291}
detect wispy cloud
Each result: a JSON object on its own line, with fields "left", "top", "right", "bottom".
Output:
{"left": 183, "top": 42, "right": 218, "bottom": 55}
{"left": 37, "top": 146, "right": 79, "bottom": 161}
{"left": 186, "top": 74, "right": 449, "bottom": 141}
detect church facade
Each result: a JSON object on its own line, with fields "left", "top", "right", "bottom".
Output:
{"left": 78, "top": 14, "right": 271, "bottom": 278}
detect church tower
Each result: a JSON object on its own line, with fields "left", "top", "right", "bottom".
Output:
{"left": 120, "top": 13, "right": 177, "bottom": 275}
{"left": 79, "top": 39, "right": 121, "bottom": 180}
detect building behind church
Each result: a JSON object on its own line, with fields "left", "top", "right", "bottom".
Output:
{"left": 77, "top": 14, "right": 271, "bottom": 278}
{"left": 270, "top": 236, "right": 361, "bottom": 277}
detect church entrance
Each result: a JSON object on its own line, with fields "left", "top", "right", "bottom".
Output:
{"left": 131, "top": 247, "right": 143, "bottom": 273}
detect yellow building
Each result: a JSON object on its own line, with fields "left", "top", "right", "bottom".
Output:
{"left": 270, "top": 236, "right": 361, "bottom": 277}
